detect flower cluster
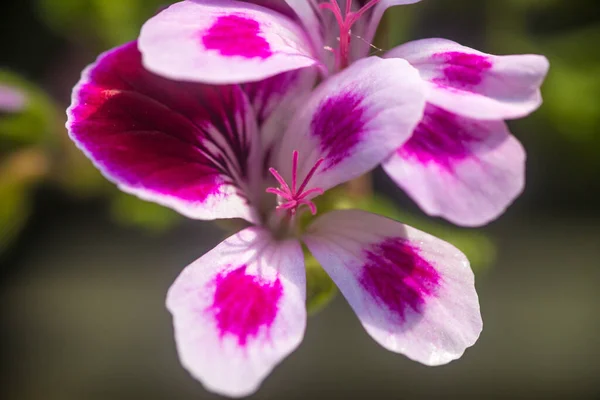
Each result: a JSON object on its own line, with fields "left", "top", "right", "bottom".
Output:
{"left": 66, "top": 0, "right": 548, "bottom": 397}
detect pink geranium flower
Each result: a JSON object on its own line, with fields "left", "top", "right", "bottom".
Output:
{"left": 67, "top": 40, "right": 480, "bottom": 396}
{"left": 66, "top": 0, "right": 549, "bottom": 397}
{"left": 138, "top": 0, "right": 549, "bottom": 226}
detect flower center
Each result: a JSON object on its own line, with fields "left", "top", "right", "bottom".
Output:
{"left": 266, "top": 150, "right": 325, "bottom": 216}
{"left": 320, "top": 0, "right": 382, "bottom": 69}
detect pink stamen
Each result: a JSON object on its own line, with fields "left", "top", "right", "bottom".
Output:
{"left": 348, "top": 0, "right": 381, "bottom": 25}
{"left": 320, "top": 0, "right": 381, "bottom": 69}
{"left": 266, "top": 150, "right": 325, "bottom": 216}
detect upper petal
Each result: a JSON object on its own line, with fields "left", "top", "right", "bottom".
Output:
{"left": 383, "top": 103, "right": 526, "bottom": 227}
{"left": 138, "top": 0, "right": 319, "bottom": 84}
{"left": 0, "top": 84, "right": 26, "bottom": 112}
{"left": 67, "top": 42, "right": 261, "bottom": 222}
{"left": 274, "top": 56, "right": 426, "bottom": 194}
{"left": 386, "top": 38, "right": 549, "bottom": 120}
{"left": 303, "top": 209, "right": 482, "bottom": 365}
{"left": 167, "top": 227, "right": 306, "bottom": 397}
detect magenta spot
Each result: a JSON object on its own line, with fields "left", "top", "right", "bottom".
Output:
{"left": 209, "top": 265, "right": 282, "bottom": 346}
{"left": 433, "top": 51, "right": 492, "bottom": 88}
{"left": 360, "top": 238, "right": 441, "bottom": 322}
{"left": 400, "top": 105, "right": 479, "bottom": 171}
{"left": 311, "top": 91, "right": 366, "bottom": 170}
{"left": 202, "top": 15, "right": 272, "bottom": 59}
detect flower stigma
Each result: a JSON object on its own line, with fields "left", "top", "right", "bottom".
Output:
{"left": 266, "top": 150, "right": 325, "bottom": 217}
{"left": 320, "top": 0, "right": 382, "bottom": 69}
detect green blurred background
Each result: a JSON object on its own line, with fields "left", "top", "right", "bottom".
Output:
{"left": 1, "top": 0, "right": 599, "bottom": 399}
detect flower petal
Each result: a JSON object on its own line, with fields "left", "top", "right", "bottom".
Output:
{"left": 386, "top": 38, "right": 549, "bottom": 120}
{"left": 274, "top": 56, "right": 426, "bottom": 194}
{"left": 138, "top": 0, "right": 319, "bottom": 84}
{"left": 383, "top": 104, "right": 525, "bottom": 226}
{"left": 0, "top": 84, "right": 26, "bottom": 112}
{"left": 67, "top": 42, "right": 261, "bottom": 222}
{"left": 167, "top": 227, "right": 306, "bottom": 397}
{"left": 303, "top": 209, "right": 482, "bottom": 365}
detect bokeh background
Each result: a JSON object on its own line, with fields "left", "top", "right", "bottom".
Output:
{"left": 1, "top": 0, "right": 599, "bottom": 399}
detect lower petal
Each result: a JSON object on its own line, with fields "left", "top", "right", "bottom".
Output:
{"left": 383, "top": 104, "right": 525, "bottom": 227}
{"left": 167, "top": 227, "right": 306, "bottom": 397}
{"left": 304, "top": 209, "right": 481, "bottom": 366}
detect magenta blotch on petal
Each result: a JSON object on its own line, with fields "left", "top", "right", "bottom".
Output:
{"left": 167, "top": 227, "right": 306, "bottom": 397}
{"left": 275, "top": 56, "right": 426, "bottom": 195}
{"left": 386, "top": 38, "right": 549, "bottom": 119}
{"left": 360, "top": 238, "right": 441, "bottom": 323}
{"left": 202, "top": 14, "right": 272, "bottom": 58}
{"left": 311, "top": 90, "right": 366, "bottom": 170}
{"left": 384, "top": 104, "right": 526, "bottom": 227}
{"left": 139, "top": 0, "right": 319, "bottom": 84}
{"left": 400, "top": 105, "right": 477, "bottom": 171}
{"left": 210, "top": 265, "right": 283, "bottom": 346}
{"left": 433, "top": 51, "right": 493, "bottom": 88}
{"left": 304, "top": 209, "right": 482, "bottom": 366}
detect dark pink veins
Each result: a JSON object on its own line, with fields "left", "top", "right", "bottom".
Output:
{"left": 400, "top": 104, "right": 478, "bottom": 171}
{"left": 311, "top": 90, "right": 366, "bottom": 170}
{"left": 209, "top": 265, "right": 282, "bottom": 346}
{"left": 360, "top": 237, "right": 441, "bottom": 323}
{"left": 202, "top": 14, "right": 272, "bottom": 59}
{"left": 433, "top": 51, "right": 493, "bottom": 88}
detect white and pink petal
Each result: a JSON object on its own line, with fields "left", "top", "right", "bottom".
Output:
{"left": 167, "top": 227, "right": 306, "bottom": 397}
{"left": 383, "top": 104, "right": 525, "bottom": 227}
{"left": 304, "top": 209, "right": 482, "bottom": 366}
{"left": 139, "top": 0, "right": 319, "bottom": 84}
{"left": 386, "top": 38, "right": 549, "bottom": 120}
{"left": 274, "top": 56, "right": 426, "bottom": 196}
{"left": 67, "top": 42, "right": 262, "bottom": 222}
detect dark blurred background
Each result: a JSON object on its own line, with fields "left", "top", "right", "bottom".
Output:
{"left": 1, "top": 0, "right": 599, "bottom": 399}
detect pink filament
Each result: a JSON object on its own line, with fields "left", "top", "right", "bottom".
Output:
{"left": 266, "top": 151, "right": 325, "bottom": 216}
{"left": 319, "top": 0, "right": 382, "bottom": 69}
